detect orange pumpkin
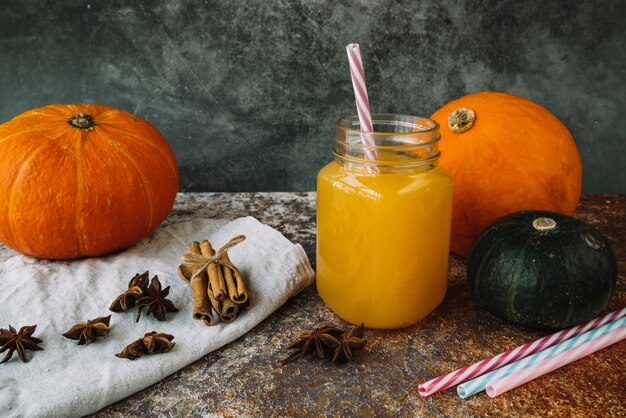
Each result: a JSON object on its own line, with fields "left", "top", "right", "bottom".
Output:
{"left": 431, "top": 92, "right": 582, "bottom": 257}
{"left": 0, "top": 104, "right": 179, "bottom": 259}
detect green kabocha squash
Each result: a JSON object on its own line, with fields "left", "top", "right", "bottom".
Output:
{"left": 467, "top": 210, "right": 617, "bottom": 329}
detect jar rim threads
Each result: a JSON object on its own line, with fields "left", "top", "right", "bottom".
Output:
{"left": 333, "top": 114, "right": 441, "bottom": 170}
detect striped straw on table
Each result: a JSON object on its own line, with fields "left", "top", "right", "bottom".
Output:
{"left": 346, "top": 43, "right": 377, "bottom": 162}
{"left": 457, "top": 315, "right": 626, "bottom": 398}
{"left": 418, "top": 307, "right": 626, "bottom": 397}
{"left": 486, "top": 325, "right": 626, "bottom": 397}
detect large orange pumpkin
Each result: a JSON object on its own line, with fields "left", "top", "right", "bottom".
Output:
{"left": 431, "top": 92, "right": 582, "bottom": 257}
{"left": 0, "top": 104, "right": 179, "bottom": 259}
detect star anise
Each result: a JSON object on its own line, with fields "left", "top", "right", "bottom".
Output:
{"left": 135, "top": 275, "right": 179, "bottom": 322}
{"left": 281, "top": 325, "right": 343, "bottom": 365}
{"left": 332, "top": 323, "right": 366, "bottom": 364}
{"left": 115, "top": 331, "right": 175, "bottom": 360}
{"left": 0, "top": 325, "right": 44, "bottom": 364}
{"left": 109, "top": 271, "right": 149, "bottom": 312}
{"left": 63, "top": 315, "right": 111, "bottom": 345}
{"left": 142, "top": 331, "right": 176, "bottom": 353}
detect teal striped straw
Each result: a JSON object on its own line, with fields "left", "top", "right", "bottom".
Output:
{"left": 457, "top": 316, "right": 626, "bottom": 398}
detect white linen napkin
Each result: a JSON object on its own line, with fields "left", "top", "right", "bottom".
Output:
{"left": 0, "top": 216, "right": 315, "bottom": 418}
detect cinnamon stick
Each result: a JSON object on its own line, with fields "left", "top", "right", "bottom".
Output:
{"left": 178, "top": 241, "right": 215, "bottom": 326}
{"left": 221, "top": 297, "right": 239, "bottom": 321}
{"left": 235, "top": 267, "right": 253, "bottom": 309}
{"left": 200, "top": 240, "right": 226, "bottom": 301}
{"left": 207, "top": 285, "right": 237, "bottom": 323}
{"left": 222, "top": 253, "right": 247, "bottom": 304}
{"left": 222, "top": 253, "right": 253, "bottom": 308}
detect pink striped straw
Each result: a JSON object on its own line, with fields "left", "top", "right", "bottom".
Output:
{"left": 486, "top": 325, "right": 626, "bottom": 397}
{"left": 418, "top": 307, "right": 626, "bottom": 397}
{"left": 346, "top": 43, "right": 377, "bottom": 162}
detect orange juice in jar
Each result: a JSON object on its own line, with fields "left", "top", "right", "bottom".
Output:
{"left": 316, "top": 114, "right": 453, "bottom": 329}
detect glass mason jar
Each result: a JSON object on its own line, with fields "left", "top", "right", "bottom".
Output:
{"left": 316, "top": 114, "right": 454, "bottom": 329}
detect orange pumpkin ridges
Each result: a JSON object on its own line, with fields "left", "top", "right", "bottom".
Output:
{"left": 430, "top": 91, "right": 582, "bottom": 257}
{"left": 0, "top": 104, "right": 179, "bottom": 259}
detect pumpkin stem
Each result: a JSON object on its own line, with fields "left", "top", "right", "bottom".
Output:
{"left": 532, "top": 217, "right": 557, "bottom": 231}
{"left": 447, "top": 108, "right": 475, "bottom": 133}
{"left": 68, "top": 114, "right": 96, "bottom": 130}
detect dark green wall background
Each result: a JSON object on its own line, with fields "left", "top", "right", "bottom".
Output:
{"left": 1, "top": 0, "right": 624, "bottom": 192}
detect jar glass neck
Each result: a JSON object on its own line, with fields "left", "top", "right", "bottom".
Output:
{"left": 333, "top": 114, "right": 441, "bottom": 172}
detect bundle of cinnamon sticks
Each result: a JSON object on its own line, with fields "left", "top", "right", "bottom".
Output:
{"left": 178, "top": 237, "right": 252, "bottom": 326}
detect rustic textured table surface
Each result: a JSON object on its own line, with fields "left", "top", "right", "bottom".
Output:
{"left": 89, "top": 193, "right": 624, "bottom": 417}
